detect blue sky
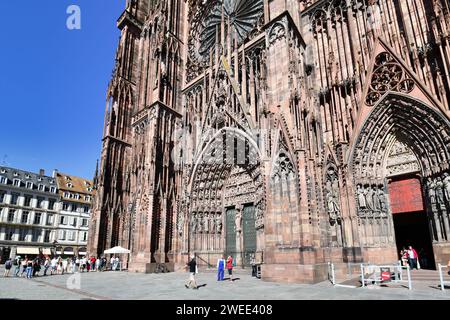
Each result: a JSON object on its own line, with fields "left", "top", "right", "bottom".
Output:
{"left": 0, "top": 1, "right": 124, "bottom": 179}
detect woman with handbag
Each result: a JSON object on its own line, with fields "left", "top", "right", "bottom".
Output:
{"left": 226, "top": 256, "right": 234, "bottom": 282}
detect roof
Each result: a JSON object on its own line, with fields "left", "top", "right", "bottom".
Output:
{"left": 0, "top": 166, "right": 57, "bottom": 194}
{"left": 55, "top": 172, "right": 94, "bottom": 204}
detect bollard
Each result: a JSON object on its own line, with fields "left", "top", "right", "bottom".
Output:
{"left": 438, "top": 264, "right": 445, "bottom": 291}
{"left": 361, "top": 264, "right": 365, "bottom": 288}
{"left": 331, "top": 263, "right": 336, "bottom": 285}
{"left": 406, "top": 265, "right": 412, "bottom": 290}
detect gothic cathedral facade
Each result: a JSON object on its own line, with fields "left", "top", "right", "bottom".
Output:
{"left": 88, "top": 0, "right": 450, "bottom": 283}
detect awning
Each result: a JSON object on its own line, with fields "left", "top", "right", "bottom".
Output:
{"left": 42, "top": 248, "right": 52, "bottom": 255}
{"left": 64, "top": 251, "right": 74, "bottom": 255}
{"left": 16, "top": 247, "right": 40, "bottom": 255}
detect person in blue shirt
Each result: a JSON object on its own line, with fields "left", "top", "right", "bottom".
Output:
{"left": 217, "top": 255, "right": 225, "bottom": 281}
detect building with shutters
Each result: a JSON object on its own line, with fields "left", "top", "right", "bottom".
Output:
{"left": 0, "top": 167, "right": 94, "bottom": 261}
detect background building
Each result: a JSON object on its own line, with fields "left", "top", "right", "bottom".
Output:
{"left": 54, "top": 171, "right": 94, "bottom": 258}
{"left": 0, "top": 167, "right": 58, "bottom": 261}
{"left": 0, "top": 167, "right": 94, "bottom": 261}
{"left": 89, "top": 0, "right": 450, "bottom": 282}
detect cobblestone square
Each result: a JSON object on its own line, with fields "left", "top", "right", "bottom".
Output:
{"left": 1, "top": 267, "right": 450, "bottom": 300}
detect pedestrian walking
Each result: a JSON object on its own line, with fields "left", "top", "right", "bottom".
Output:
{"left": 26, "top": 259, "right": 33, "bottom": 279}
{"left": 185, "top": 255, "right": 198, "bottom": 289}
{"left": 226, "top": 256, "right": 234, "bottom": 282}
{"left": 43, "top": 257, "right": 50, "bottom": 276}
{"left": 407, "top": 246, "right": 419, "bottom": 270}
{"left": 250, "top": 254, "right": 257, "bottom": 278}
{"left": 217, "top": 255, "right": 225, "bottom": 281}
{"left": 14, "top": 257, "right": 21, "bottom": 277}
{"left": 3, "top": 258, "right": 12, "bottom": 277}
{"left": 95, "top": 257, "right": 100, "bottom": 272}
{"left": 21, "top": 258, "right": 28, "bottom": 277}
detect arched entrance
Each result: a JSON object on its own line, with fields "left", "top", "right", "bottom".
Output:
{"left": 351, "top": 93, "right": 450, "bottom": 268}
{"left": 184, "top": 127, "right": 265, "bottom": 267}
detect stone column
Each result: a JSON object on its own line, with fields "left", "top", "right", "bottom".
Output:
{"left": 235, "top": 205, "right": 243, "bottom": 267}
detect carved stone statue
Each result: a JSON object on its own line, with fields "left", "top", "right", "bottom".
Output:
{"left": 365, "top": 186, "right": 375, "bottom": 211}
{"left": 203, "top": 213, "right": 209, "bottom": 233}
{"left": 357, "top": 184, "right": 367, "bottom": 209}
{"left": 377, "top": 187, "right": 387, "bottom": 213}
{"left": 235, "top": 210, "right": 242, "bottom": 233}
{"left": 435, "top": 177, "right": 445, "bottom": 206}
{"left": 442, "top": 172, "right": 450, "bottom": 203}
{"left": 373, "top": 186, "right": 382, "bottom": 212}
{"left": 178, "top": 213, "right": 185, "bottom": 236}
{"left": 326, "top": 190, "right": 340, "bottom": 219}
{"left": 191, "top": 213, "right": 197, "bottom": 234}
{"left": 427, "top": 178, "right": 436, "bottom": 204}
{"left": 197, "top": 213, "right": 204, "bottom": 233}
{"left": 215, "top": 214, "right": 223, "bottom": 234}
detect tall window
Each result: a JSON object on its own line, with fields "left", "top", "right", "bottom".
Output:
{"left": 33, "top": 212, "right": 42, "bottom": 225}
{"left": 5, "top": 228, "right": 14, "bottom": 240}
{"left": 0, "top": 176, "right": 6, "bottom": 184}
{"left": 11, "top": 193, "right": 19, "bottom": 205}
{"left": 48, "top": 199, "right": 56, "bottom": 210}
{"left": 19, "top": 229, "right": 27, "bottom": 241}
{"left": 0, "top": 191, "right": 5, "bottom": 203}
{"left": 62, "top": 203, "right": 69, "bottom": 211}
{"left": 44, "top": 230, "right": 51, "bottom": 243}
{"left": 72, "top": 204, "right": 78, "bottom": 212}
{"left": 50, "top": 186, "right": 56, "bottom": 193}
{"left": 24, "top": 195, "right": 33, "bottom": 207}
{"left": 38, "top": 184, "right": 45, "bottom": 191}
{"left": 37, "top": 197, "right": 45, "bottom": 209}
{"left": 21, "top": 211, "right": 29, "bottom": 224}
{"left": 46, "top": 214, "right": 53, "bottom": 226}
{"left": 26, "top": 182, "right": 33, "bottom": 189}
{"left": 82, "top": 218, "right": 88, "bottom": 227}
{"left": 72, "top": 217, "right": 77, "bottom": 226}
{"left": 32, "top": 229, "right": 40, "bottom": 242}
{"left": 58, "top": 230, "right": 66, "bottom": 240}
{"left": 82, "top": 232, "right": 87, "bottom": 242}
{"left": 60, "top": 216, "right": 66, "bottom": 225}
{"left": 7, "top": 210, "right": 15, "bottom": 223}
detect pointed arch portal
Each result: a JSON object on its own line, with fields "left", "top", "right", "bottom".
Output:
{"left": 351, "top": 93, "right": 450, "bottom": 268}
{"left": 183, "top": 127, "right": 265, "bottom": 266}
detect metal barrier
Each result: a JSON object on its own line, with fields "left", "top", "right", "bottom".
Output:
{"left": 328, "top": 262, "right": 366, "bottom": 288}
{"left": 438, "top": 264, "right": 450, "bottom": 291}
{"left": 361, "top": 263, "right": 412, "bottom": 290}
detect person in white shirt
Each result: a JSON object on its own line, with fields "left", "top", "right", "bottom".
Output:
{"left": 50, "top": 258, "right": 57, "bottom": 275}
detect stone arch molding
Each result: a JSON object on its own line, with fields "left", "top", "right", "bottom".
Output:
{"left": 349, "top": 92, "right": 450, "bottom": 244}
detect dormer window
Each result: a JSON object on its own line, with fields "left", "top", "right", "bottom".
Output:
{"left": 25, "top": 174, "right": 31, "bottom": 179}
{"left": 26, "top": 182, "right": 33, "bottom": 189}
{"left": 50, "top": 186, "right": 56, "bottom": 193}
{"left": 87, "top": 187, "right": 93, "bottom": 192}
{"left": 1, "top": 169, "right": 6, "bottom": 174}
{"left": 67, "top": 183, "right": 73, "bottom": 188}
{"left": 13, "top": 179, "right": 20, "bottom": 187}
{"left": 65, "top": 176, "right": 71, "bottom": 181}
{"left": 64, "top": 192, "right": 70, "bottom": 198}
{"left": 38, "top": 184, "right": 45, "bottom": 191}
{"left": 74, "top": 194, "right": 80, "bottom": 200}
{"left": 37, "top": 177, "right": 42, "bottom": 182}
{"left": 13, "top": 172, "right": 19, "bottom": 177}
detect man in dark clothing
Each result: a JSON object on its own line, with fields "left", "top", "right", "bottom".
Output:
{"left": 185, "top": 255, "right": 198, "bottom": 289}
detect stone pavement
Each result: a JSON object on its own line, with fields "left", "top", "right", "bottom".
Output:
{"left": 0, "top": 266, "right": 449, "bottom": 300}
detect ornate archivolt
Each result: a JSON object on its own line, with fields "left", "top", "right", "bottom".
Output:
{"left": 351, "top": 92, "right": 450, "bottom": 245}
